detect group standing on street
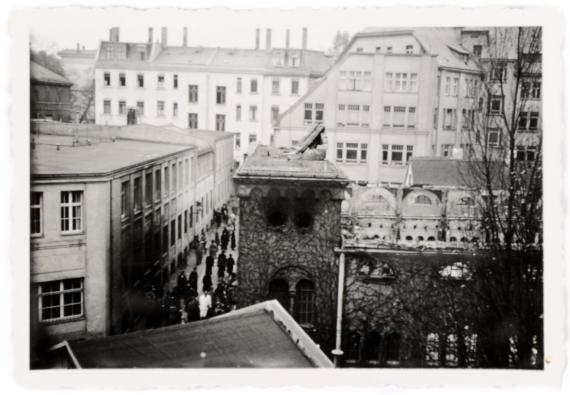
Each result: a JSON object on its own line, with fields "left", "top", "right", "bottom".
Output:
{"left": 143, "top": 202, "right": 238, "bottom": 328}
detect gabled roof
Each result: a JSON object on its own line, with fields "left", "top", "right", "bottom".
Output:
{"left": 48, "top": 300, "right": 333, "bottom": 368}
{"left": 30, "top": 61, "right": 72, "bottom": 86}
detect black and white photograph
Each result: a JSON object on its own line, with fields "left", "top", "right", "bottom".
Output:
{"left": 5, "top": 3, "right": 566, "bottom": 390}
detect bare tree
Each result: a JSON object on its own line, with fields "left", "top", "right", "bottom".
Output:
{"left": 461, "top": 26, "right": 543, "bottom": 368}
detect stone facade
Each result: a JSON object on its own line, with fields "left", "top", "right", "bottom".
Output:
{"left": 235, "top": 181, "right": 345, "bottom": 351}
{"left": 340, "top": 248, "right": 543, "bottom": 368}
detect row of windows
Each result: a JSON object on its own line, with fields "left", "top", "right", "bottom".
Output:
{"left": 37, "top": 278, "right": 83, "bottom": 322}
{"left": 443, "top": 75, "right": 480, "bottom": 98}
{"left": 338, "top": 71, "right": 373, "bottom": 91}
{"left": 102, "top": 72, "right": 301, "bottom": 98}
{"left": 267, "top": 279, "right": 315, "bottom": 326}
{"left": 354, "top": 44, "right": 415, "bottom": 55}
{"left": 234, "top": 132, "right": 257, "bottom": 149}
{"left": 303, "top": 103, "right": 324, "bottom": 125}
{"left": 337, "top": 104, "right": 370, "bottom": 127}
{"left": 31, "top": 191, "right": 83, "bottom": 236}
{"left": 383, "top": 106, "right": 416, "bottom": 129}
{"left": 102, "top": 99, "right": 179, "bottom": 118}
{"left": 382, "top": 144, "right": 414, "bottom": 166}
{"left": 384, "top": 72, "right": 419, "bottom": 93}
{"left": 336, "top": 142, "right": 368, "bottom": 164}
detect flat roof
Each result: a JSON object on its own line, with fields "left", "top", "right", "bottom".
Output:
{"left": 53, "top": 300, "right": 333, "bottom": 368}
{"left": 32, "top": 135, "right": 193, "bottom": 178}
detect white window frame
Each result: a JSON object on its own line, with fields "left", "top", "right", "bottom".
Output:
{"left": 31, "top": 192, "right": 43, "bottom": 236}
{"left": 37, "top": 278, "right": 84, "bottom": 322}
{"left": 60, "top": 191, "right": 83, "bottom": 233}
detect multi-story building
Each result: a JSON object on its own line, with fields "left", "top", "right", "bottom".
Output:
{"left": 93, "top": 26, "right": 331, "bottom": 162}
{"left": 30, "top": 61, "right": 74, "bottom": 121}
{"left": 30, "top": 121, "right": 234, "bottom": 358}
{"left": 58, "top": 44, "right": 97, "bottom": 122}
{"left": 274, "top": 28, "right": 482, "bottom": 185}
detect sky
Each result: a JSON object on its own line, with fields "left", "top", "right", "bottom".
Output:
{"left": 28, "top": 8, "right": 386, "bottom": 54}
{"left": 26, "top": 7, "right": 463, "bottom": 55}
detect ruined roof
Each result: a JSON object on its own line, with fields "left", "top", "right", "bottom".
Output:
{"left": 407, "top": 157, "right": 504, "bottom": 189}
{"left": 236, "top": 127, "right": 347, "bottom": 183}
{"left": 30, "top": 61, "right": 72, "bottom": 86}
{"left": 32, "top": 134, "right": 193, "bottom": 178}
{"left": 49, "top": 301, "right": 333, "bottom": 368}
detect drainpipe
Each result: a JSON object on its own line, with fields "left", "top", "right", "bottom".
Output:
{"left": 331, "top": 250, "right": 345, "bottom": 367}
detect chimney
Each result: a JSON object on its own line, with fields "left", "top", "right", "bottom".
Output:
{"left": 255, "top": 28, "right": 260, "bottom": 50}
{"left": 183, "top": 27, "right": 188, "bottom": 47}
{"left": 161, "top": 27, "right": 168, "bottom": 47}
{"left": 266, "top": 28, "right": 272, "bottom": 51}
{"left": 286, "top": 29, "right": 290, "bottom": 49}
{"left": 148, "top": 27, "right": 154, "bottom": 43}
{"left": 302, "top": 27, "right": 307, "bottom": 50}
{"left": 109, "top": 27, "right": 120, "bottom": 42}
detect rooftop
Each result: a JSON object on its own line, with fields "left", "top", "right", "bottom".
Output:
{"left": 236, "top": 126, "right": 347, "bottom": 183}
{"left": 30, "top": 61, "right": 72, "bottom": 86}
{"left": 407, "top": 157, "right": 504, "bottom": 189}
{"left": 49, "top": 300, "right": 333, "bottom": 368}
{"left": 96, "top": 42, "right": 331, "bottom": 76}
{"left": 32, "top": 134, "right": 193, "bottom": 178}
{"left": 58, "top": 48, "right": 97, "bottom": 60}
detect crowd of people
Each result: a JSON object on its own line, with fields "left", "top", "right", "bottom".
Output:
{"left": 144, "top": 203, "right": 239, "bottom": 328}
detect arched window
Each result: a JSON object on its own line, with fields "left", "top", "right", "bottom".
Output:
{"left": 427, "top": 236, "right": 436, "bottom": 241}
{"left": 445, "top": 334, "right": 459, "bottom": 367}
{"left": 457, "top": 196, "right": 476, "bottom": 206}
{"left": 295, "top": 280, "right": 315, "bottom": 325}
{"left": 450, "top": 236, "right": 457, "bottom": 242}
{"left": 384, "top": 333, "right": 401, "bottom": 365}
{"left": 364, "top": 331, "right": 381, "bottom": 363}
{"left": 268, "top": 278, "right": 290, "bottom": 311}
{"left": 425, "top": 333, "right": 440, "bottom": 366}
{"left": 345, "top": 331, "right": 361, "bottom": 362}
{"left": 460, "top": 236, "right": 469, "bottom": 243}
{"left": 417, "top": 235, "right": 424, "bottom": 241}
{"left": 405, "top": 236, "right": 413, "bottom": 241}
{"left": 415, "top": 195, "right": 432, "bottom": 205}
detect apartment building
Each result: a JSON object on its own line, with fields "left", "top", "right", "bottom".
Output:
{"left": 94, "top": 26, "right": 330, "bottom": 162}
{"left": 30, "top": 122, "right": 234, "bottom": 351}
{"left": 274, "top": 28, "right": 482, "bottom": 185}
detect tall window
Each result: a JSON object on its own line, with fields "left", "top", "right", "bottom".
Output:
{"left": 272, "top": 79, "right": 280, "bottom": 95}
{"left": 157, "top": 74, "right": 165, "bottom": 89}
{"left": 216, "top": 86, "right": 226, "bottom": 104}
{"left": 172, "top": 163, "right": 177, "bottom": 194}
{"left": 164, "top": 166, "right": 170, "bottom": 196}
{"left": 119, "top": 73, "right": 126, "bottom": 87}
{"left": 408, "top": 107, "right": 416, "bottom": 128}
{"left": 295, "top": 280, "right": 314, "bottom": 325}
{"left": 137, "top": 74, "right": 144, "bottom": 88}
{"left": 172, "top": 102, "right": 178, "bottom": 117}
{"left": 391, "top": 145, "right": 404, "bottom": 165}
{"left": 361, "top": 105, "right": 370, "bottom": 127}
{"left": 443, "top": 108, "right": 457, "bottom": 130}
{"left": 37, "top": 278, "right": 83, "bottom": 322}
{"left": 173, "top": 74, "right": 178, "bottom": 89}
{"left": 473, "top": 45, "right": 482, "bottom": 56}
{"left": 133, "top": 177, "right": 142, "bottom": 213}
{"left": 170, "top": 220, "right": 176, "bottom": 246}
{"left": 364, "top": 332, "right": 381, "bottom": 363}
{"left": 271, "top": 106, "right": 279, "bottom": 125}
{"left": 177, "top": 214, "right": 182, "bottom": 239}
{"left": 188, "top": 113, "right": 198, "bottom": 129}
{"left": 103, "top": 100, "right": 111, "bottom": 114}
{"left": 121, "top": 181, "right": 129, "bottom": 218}
{"left": 184, "top": 159, "right": 190, "bottom": 187}
{"left": 346, "top": 143, "right": 358, "bottom": 162}
{"left": 118, "top": 101, "right": 126, "bottom": 115}
{"left": 31, "top": 192, "right": 42, "bottom": 236}
{"left": 103, "top": 72, "right": 111, "bottom": 86}
{"left": 490, "top": 63, "right": 506, "bottom": 81}
{"left": 452, "top": 77, "right": 459, "bottom": 97}
{"left": 250, "top": 79, "right": 258, "bottom": 94}
{"left": 145, "top": 172, "right": 152, "bottom": 207}
{"left": 157, "top": 101, "right": 165, "bottom": 117}
{"left": 60, "top": 191, "right": 82, "bottom": 232}
{"left": 154, "top": 169, "right": 161, "bottom": 201}
{"left": 445, "top": 76, "right": 451, "bottom": 95}
{"left": 347, "top": 105, "right": 360, "bottom": 126}
{"left": 382, "top": 144, "right": 389, "bottom": 164}
{"left": 136, "top": 101, "right": 144, "bottom": 116}
{"left": 315, "top": 103, "right": 324, "bottom": 122}
{"left": 383, "top": 106, "right": 391, "bottom": 127}
{"left": 236, "top": 105, "right": 242, "bottom": 121}
{"left": 304, "top": 103, "right": 313, "bottom": 124}
{"left": 363, "top": 72, "right": 372, "bottom": 91}
{"left": 248, "top": 133, "right": 257, "bottom": 144}
{"left": 236, "top": 77, "right": 242, "bottom": 93}
{"left": 346, "top": 332, "right": 361, "bottom": 362}
{"left": 249, "top": 106, "right": 257, "bottom": 122}
{"left": 384, "top": 73, "right": 393, "bottom": 91}
{"left": 291, "top": 79, "right": 299, "bottom": 95}
{"left": 393, "top": 106, "right": 406, "bottom": 128}
{"left": 385, "top": 333, "right": 401, "bottom": 365}
{"left": 188, "top": 85, "right": 198, "bottom": 103}
{"left": 489, "top": 96, "right": 503, "bottom": 114}
{"left": 216, "top": 114, "right": 226, "bottom": 131}
{"left": 425, "top": 333, "right": 440, "bottom": 366}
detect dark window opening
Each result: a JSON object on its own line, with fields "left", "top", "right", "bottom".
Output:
{"left": 268, "top": 278, "right": 290, "bottom": 311}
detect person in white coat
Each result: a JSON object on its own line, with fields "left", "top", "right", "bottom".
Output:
{"left": 198, "top": 291, "right": 212, "bottom": 319}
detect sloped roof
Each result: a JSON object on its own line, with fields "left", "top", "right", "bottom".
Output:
{"left": 408, "top": 157, "right": 504, "bottom": 189}
{"left": 58, "top": 49, "right": 97, "bottom": 59}
{"left": 30, "top": 61, "right": 72, "bottom": 86}
{"left": 97, "top": 42, "right": 331, "bottom": 76}
{"left": 49, "top": 300, "right": 333, "bottom": 368}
